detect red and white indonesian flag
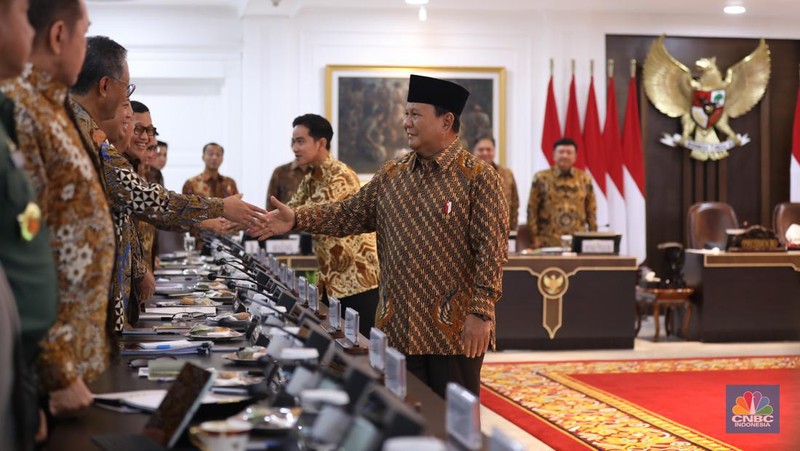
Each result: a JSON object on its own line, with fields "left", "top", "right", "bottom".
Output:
{"left": 541, "top": 75, "right": 562, "bottom": 168}
{"left": 584, "top": 75, "right": 608, "bottom": 229}
{"left": 791, "top": 82, "right": 800, "bottom": 202}
{"left": 565, "top": 74, "right": 586, "bottom": 170}
{"left": 604, "top": 74, "right": 627, "bottom": 254}
{"left": 622, "top": 73, "right": 647, "bottom": 263}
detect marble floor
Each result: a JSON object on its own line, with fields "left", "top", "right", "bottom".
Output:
{"left": 479, "top": 316, "right": 800, "bottom": 450}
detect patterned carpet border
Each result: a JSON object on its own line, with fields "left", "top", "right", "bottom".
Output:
{"left": 480, "top": 356, "right": 799, "bottom": 451}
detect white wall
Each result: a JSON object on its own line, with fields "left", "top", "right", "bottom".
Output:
{"left": 86, "top": 3, "right": 800, "bottom": 220}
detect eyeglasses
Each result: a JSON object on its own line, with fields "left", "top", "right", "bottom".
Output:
{"left": 107, "top": 76, "right": 136, "bottom": 97}
{"left": 134, "top": 125, "right": 158, "bottom": 137}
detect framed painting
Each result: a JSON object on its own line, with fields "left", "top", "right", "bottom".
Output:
{"left": 325, "top": 65, "right": 506, "bottom": 179}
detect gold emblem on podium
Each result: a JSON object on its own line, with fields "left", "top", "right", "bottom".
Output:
{"left": 643, "top": 35, "right": 770, "bottom": 161}
{"left": 537, "top": 267, "right": 569, "bottom": 339}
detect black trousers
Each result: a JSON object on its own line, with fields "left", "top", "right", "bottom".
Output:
{"left": 335, "top": 288, "right": 379, "bottom": 337}
{"left": 406, "top": 354, "right": 485, "bottom": 399}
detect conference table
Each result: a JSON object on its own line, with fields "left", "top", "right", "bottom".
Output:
{"left": 44, "top": 256, "right": 470, "bottom": 451}
{"left": 683, "top": 250, "right": 800, "bottom": 342}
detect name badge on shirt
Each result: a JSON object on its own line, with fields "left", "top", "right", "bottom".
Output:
{"left": 17, "top": 202, "right": 42, "bottom": 241}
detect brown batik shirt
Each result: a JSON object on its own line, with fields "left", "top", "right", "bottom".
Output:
{"left": 288, "top": 154, "right": 379, "bottom": 299}
{"left": 71, "top": 99, "right": 224, "bottom": 330}
{"left": 294, "top": 139, "right": 508, "bottom": 355}
{"left": 182, "top": 171, "right": 238, "bottom": 198}
{"left": 266, "top": 161, "right": 310, "bottom": 210}
{"left": 527, "top": 166, "right": 597, "bottom": 248}
{"left": 1, "top": 66, "right": 115, "bottom": 390}
{"left": 492, "top": 162, "right": 519, "bottom": 232}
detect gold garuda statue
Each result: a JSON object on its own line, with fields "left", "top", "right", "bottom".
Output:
{"left": 643, "top": 36, "right": 770, "bottom": 161}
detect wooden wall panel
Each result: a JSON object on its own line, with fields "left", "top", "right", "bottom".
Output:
{"left": 606, "top": 35, "right": 799, "bottom": 274}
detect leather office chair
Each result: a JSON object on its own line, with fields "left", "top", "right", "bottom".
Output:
{"left": 516, "top": 224, "right": 532, "bottom": 250}
{"left": 686, "top": 202, "right": 738, "bottom": 249}
{"left": 772, "top": 202, "right": 800, "bottom": 245}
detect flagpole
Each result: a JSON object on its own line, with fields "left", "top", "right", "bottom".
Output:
{"left": 571, "top": 59, "right": 575, "bottom": 75}
{"left": 550, "top": 58, "right": 554, "bottom": 78}
{"left": 608, "top": 59, "right": 614, "bottom": 80}
{"left": 590, "top": 59, "right": 594, "bottom": 77}
{"left": 630, "top": 59, "right": 636, "bottom": 78}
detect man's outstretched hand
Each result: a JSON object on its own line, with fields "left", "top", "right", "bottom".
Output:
{"left": 222, "top": 193, "right": 266, "bottom": 229}
{"left": 248, "top": 196, "right": 295, "bottom": 240}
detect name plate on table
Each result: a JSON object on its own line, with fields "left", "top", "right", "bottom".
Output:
{"left": 265, "top": 235, "right": 300, "bottom": 254}
{"left": 369, "top": 328, "right": 387, "bottom": 371}
{"left": 278, "top": 263, "right": 288, "bottom": 282}
{"left": 344, "top": 307, "right": 359, "bottom": 345}
{"left": 244, "top": 240, "right": 260, "bottom": 256}
{"left": 286, "top": 268, "right": 296, "bottom": 292}
{"left": 307, "top": 284, "right": 318, "bottom": 311}
{"left": 490, "top": 427, "right": 525, "bottom": 451}
{"left": 328, "top": 298, "right": 341, "bottom": 331}
{"left": 298, "top": 276, "right": 308, "bottom": 303}
{"left": 446, "top": 382, "right": 482, "bottom": 450}
{"left": 581, "top": 239, "right": 615, "bottom": 254}
{"left": 385, "top": 347, "right": 406, "bottom": 399}
{"left": 571, "top": 232, "right": 621, "bottom": 254}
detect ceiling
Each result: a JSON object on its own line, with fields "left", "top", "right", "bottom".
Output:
{"left": 87, "top": 0, "right": 800, "bottom": 18}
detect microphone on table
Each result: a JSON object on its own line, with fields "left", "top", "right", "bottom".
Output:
{"left": 214, "top": 258, "right": 250, "bottom": 274}
{"left": 237, "top": 284, "right": 299, "bottom": 315}
{"left": 205, "top": 272, "right": 260, "bottom": 286}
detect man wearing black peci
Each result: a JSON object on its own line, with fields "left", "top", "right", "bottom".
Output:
{"left": 251, "top": 74, "right": 508, "bottom": 397}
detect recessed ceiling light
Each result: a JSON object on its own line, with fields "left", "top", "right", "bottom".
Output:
{"left": 723, "top": 5, "right": 746, "bottom": 14}
{"left": 405, "top": 0, "right": 429, "bottom": 5}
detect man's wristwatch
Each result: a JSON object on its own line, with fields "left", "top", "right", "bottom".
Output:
{"left": 471, "top": 313, "right": 491, "bottom": 322}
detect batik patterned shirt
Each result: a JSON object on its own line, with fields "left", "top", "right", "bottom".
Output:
{"left": 182, "top": 172, "right": 238, "bottom": 198}
{"left": 294, "top": 139, "right": 508, "bottom": 355}
{"left": 1, "top": 66, "right": 115, "bottom": 390}
{"left": 287, "top": 155, "right": 379, "bottom": 299}
{"left": 70, "top": 100, "right": 224, "bottom": 330}
{"left": 493, "top": 163, "right": 520, "bottom": 231}
{"left": 266, "top": 161, "right": 310, "bottom": 210}
{"left": 527, "top": 166, "right": 597, "bottom": 247}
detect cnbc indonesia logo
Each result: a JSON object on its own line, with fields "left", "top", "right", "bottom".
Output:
{"left": 726, "top": 385, "right": 780, "bottom": 434}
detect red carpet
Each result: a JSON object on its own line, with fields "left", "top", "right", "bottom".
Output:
{"left": 480, "top": 356, "right": 800, "bottom": 450}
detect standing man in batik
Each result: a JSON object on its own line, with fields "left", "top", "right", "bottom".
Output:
{"left": 527, "top": 137, "right": 597, "bottom": 248}
{"left": 252, "top": 75, "right": 508, "bottom": 397}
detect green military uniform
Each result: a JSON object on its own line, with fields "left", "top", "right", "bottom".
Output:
{"left": 0, "top": 92, "right": 58, "bottom": 361}
{"left": 0, "top": 92, "right": 58, "bottom": 450}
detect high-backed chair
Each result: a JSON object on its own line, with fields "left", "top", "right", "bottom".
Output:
{"left": 516, "top": 224, "right": 532, "bottom": 250}
{"left": 686, "top": 202, "right": 738, "bottom": 249}
{"left": 772, "top": 202, "right": 800, "bottom": 244}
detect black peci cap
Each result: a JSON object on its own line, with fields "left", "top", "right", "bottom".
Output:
{"left": 406, "top": 74, "right": 470, "bottom": 116}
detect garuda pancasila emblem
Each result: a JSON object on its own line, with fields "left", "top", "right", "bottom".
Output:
{"left": 643, "top": 36, "right": 771, "bottom": 161}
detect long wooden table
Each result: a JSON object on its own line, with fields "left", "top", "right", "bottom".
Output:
{"left": 44, "top": 268, "right": 454, "bottom": 450}
{"left": 683, "top": 250, "right": 800, "bottom": 342}
{"left": 496, "top": 255, "right": 638, "bottom": 350}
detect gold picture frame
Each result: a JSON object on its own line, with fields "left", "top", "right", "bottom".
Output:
{"left": 325, "top": 65, "right": 506, "bottom": 179}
